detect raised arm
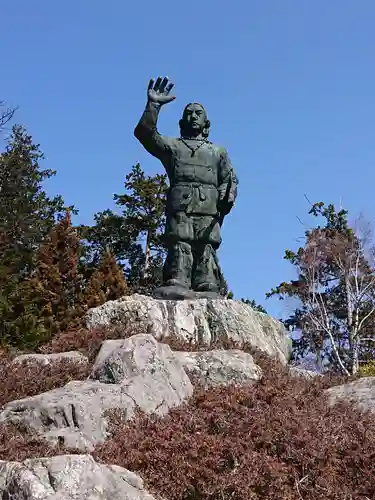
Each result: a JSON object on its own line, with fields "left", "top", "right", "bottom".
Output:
{"left": 134, "top": 77, "right": 175, "bottom": 160}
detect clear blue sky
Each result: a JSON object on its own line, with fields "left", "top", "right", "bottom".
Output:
{"left": 2, "top": 1, "right": 375, "bottom": 318}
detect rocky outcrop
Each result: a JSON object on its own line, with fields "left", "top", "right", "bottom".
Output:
{"left": 11, "top": 351, "right": 89, "bottom": 367}
{"left": 0, "top": 334, "right": 193, "bottom": 452}
{"left": 174, "top": 349, "right": 262, "bottom": 387}
{"left": 85, "top": 294, "right": 291, "bottom": 364}
{"left": 0, "top": 380, "right": 135, "bottom": 451}
{"left": 0, "top": 294, "right": 293, "bottom": 496}
{"left": 325, "top": 376, "right": 375, "bottom": 413}
{"left": 90, "top": 334, "right": 193, "bottom": 412}
{"left": 0, "top": 454, "right": 155, "bottom": 500}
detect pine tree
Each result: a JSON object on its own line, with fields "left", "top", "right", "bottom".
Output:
{"left": 83, "top": 163, "right": 168, "bottom": 293}
{"left": 0, "top": 125, "right": 72, "bottom": 279}
{"left": 35, "top": 210, "right": 82, "bottom": 330}
{"left": 0, "top": 126, "right": 74, "bottom": 347}
{"left": 82, "top": 247, "right": 128, "bottom": 310}
{"left": 115, "top": 163, "right": 168, "bottom": 280}
{"left": 11, "top": 211, "right": 84, "bottom": 347}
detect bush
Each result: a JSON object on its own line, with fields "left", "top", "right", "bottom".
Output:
{"left": 0, "top": 356, "right": 91, "bottom": 407}
{"left": 358, "top": 360, "right": 375, "bottom": 377}
{"left": 0, "top": 423, "right": 57, "bottom": 463}
{"left": 0, "top": 353, "right": 91, "bottom": 462}
{"left": 94, "top": 359, "right": 374, "bottom": 500}
{"left": 39, "top": 325, "right": 138, "bottom": 363}
{"left": 38, "top": 324, "right": 266, "bottom": 363}
{"left": 0, "top": 326, "right": 372, "bottom": 499}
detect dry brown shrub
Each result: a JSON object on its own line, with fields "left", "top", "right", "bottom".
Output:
{"left": 1, "top": 322, "right": 366, "bottom": 498}
{"left": 0, "top": 356, "right": 91, "bottom": 462}
{"left": 0, "top": 356, "right": 91, "bottom": 407}
{"left": 38, "top": 325, "right": 139, "bottom": 363}
{"left": 0, "top": 421, "right": 81, "bottom": 462}
{"left": 95, "top": 361, "right": 375, "bottom": 500}
{"left": 0, "top": 423, "right": 58, "bottom": 462}
{"left": 39, "top": 324, "right": 261, "bottom": 362}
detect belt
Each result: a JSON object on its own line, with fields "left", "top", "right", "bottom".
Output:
{"left": 172, "top": 182, "right": 217, "bottom": 188}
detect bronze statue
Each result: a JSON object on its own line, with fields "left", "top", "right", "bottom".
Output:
{"left": 134, "top": 77, "right": 238, "bottom": 299}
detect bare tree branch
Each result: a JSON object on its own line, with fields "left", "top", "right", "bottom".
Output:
{"left": 0, "top": 101, "right": 16, "bottom": 130}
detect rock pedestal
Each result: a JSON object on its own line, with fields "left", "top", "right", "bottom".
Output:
{"left": 85, "top": 294, "right": 292, "bottom": 365}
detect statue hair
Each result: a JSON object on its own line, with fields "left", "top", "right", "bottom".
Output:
{"left": 179, "top": 102, "right": 210, "bottom": 139}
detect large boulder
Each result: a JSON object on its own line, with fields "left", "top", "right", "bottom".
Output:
{"left": 90, "top": 334, "right": 193, "bottom": 412}
{"left": 0, "top": 380, "right": 134, "bottom": 451}
{"left": 85, "top": 294, "right": 291, "bottom": 364}
{"left": 0, "top": 334, "right": 193, "bottom": 452}
{"left": 174, "top": 349, "right": 262, "bottom": 387}
{"left": 0, "top": 454, "right": 155, "bottom": 500}
{"left": 325, "top": 377, "right": 375, "bottom": 413}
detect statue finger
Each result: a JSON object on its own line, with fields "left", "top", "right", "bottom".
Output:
{"left": 159, "top": 76, "right": 169, "bottom": 93}
{"left": 165, "top": 82, "right": 174, "bottom": 95}
{"left": 147, "top": 78, "right": 155, "bottom": 91}
{"left": 154, "top": 76, "right": 162, "bottom": 92}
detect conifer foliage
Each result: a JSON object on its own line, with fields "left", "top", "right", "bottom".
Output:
{"left": 83, "top": 163, "right": 168, "bottom": 293}
{"left": 0, "top": 125, "right": 68, "bottom": 279}
{"left": 83, "top": 247, "right": 128, "bottom": 310}
{"left": 10, "top": 211, "right": 83, "bottom": 346}
{"left": 31, "top": 210, "right": 82, "bottom": 330}
{"left": 0, "top": 126, "right": 73, "bottom": 347}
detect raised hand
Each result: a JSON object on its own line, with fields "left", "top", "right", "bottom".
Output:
{"left": 147, "top": 77, "right": 175, "bottom": 105}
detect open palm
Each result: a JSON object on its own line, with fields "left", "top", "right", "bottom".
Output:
{"left": 147, "top": 77, "right": 175, "bottom": 105}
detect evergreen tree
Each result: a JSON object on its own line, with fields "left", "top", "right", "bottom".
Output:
{"left": 268, "top": 202, "right": 375, "bottom": 375}
{"left": 10, "top": 211, "right": 84, "bottom": 347}
{"left": 0, "top": 126, "right": 74, "bottom": 347}
{"left": 34, "top": 210, "right": 82, "bottom": 330}
{"left": 83, "top": 163, "right": 168, "bottom": 292}
{"left": 82, "top": 247, "right": 128, "bottom": 310}
{"left": 0, "top": 125, "right": 72, "bottom": 279}
{"left": 114, "top": 163, "right": 168, "bottom": 279}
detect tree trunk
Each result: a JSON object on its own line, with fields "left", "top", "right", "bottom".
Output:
{"left": 143, "top": 229, "right": 151, "bottom": 279}
{"left": 351, "top": 337, "right": 360, "bottom": 375}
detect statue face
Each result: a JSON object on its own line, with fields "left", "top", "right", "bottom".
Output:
{"left": 182, "top": 103, "right": 207, "bottom": 136}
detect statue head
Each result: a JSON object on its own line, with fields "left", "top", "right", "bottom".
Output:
{"left": 179, "top": 103, "right": 210, "bottom": 139}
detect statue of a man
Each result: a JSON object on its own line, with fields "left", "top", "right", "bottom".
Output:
{"left": 134, "top": 77, "right": 238, "bottom": 298}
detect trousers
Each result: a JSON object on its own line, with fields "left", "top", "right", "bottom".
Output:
{"left": 163, "top": 212, "right": 223, "bottom": 291}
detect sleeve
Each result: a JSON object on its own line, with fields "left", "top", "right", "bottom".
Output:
{"left": 218, "top": 148, "right": 238, "bottom": 215}
{"left": 134, "top": 101, "right": 172, "bottom": 161}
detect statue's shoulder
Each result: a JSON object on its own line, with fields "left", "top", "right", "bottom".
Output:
{"left": 167, "top": 136, "right": 186, "bottom": 148}
{"left": 157, "top": 135, "right": 180, "bottom": 151}
{"left": 210, "top": 143, "right": 231, "bottom": 160}
{"left": 205, "top": 141, "right": 227, "bottom": 155}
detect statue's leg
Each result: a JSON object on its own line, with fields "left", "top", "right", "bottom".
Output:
{"left": 163, "top": 213, "right": 194, "bottom": 289}
{"left": 163, "top": 241, "right": 193, "bottom": 288}
{"left": 192, "top": 244, "right": 221, "bottom": 292}
{"left": 191, "top": 216, "right": 222, "bottom": 292}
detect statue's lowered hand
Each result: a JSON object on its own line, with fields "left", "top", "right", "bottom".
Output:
{"left": 147, "top": 77, "right": 176, "bottom": 105}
